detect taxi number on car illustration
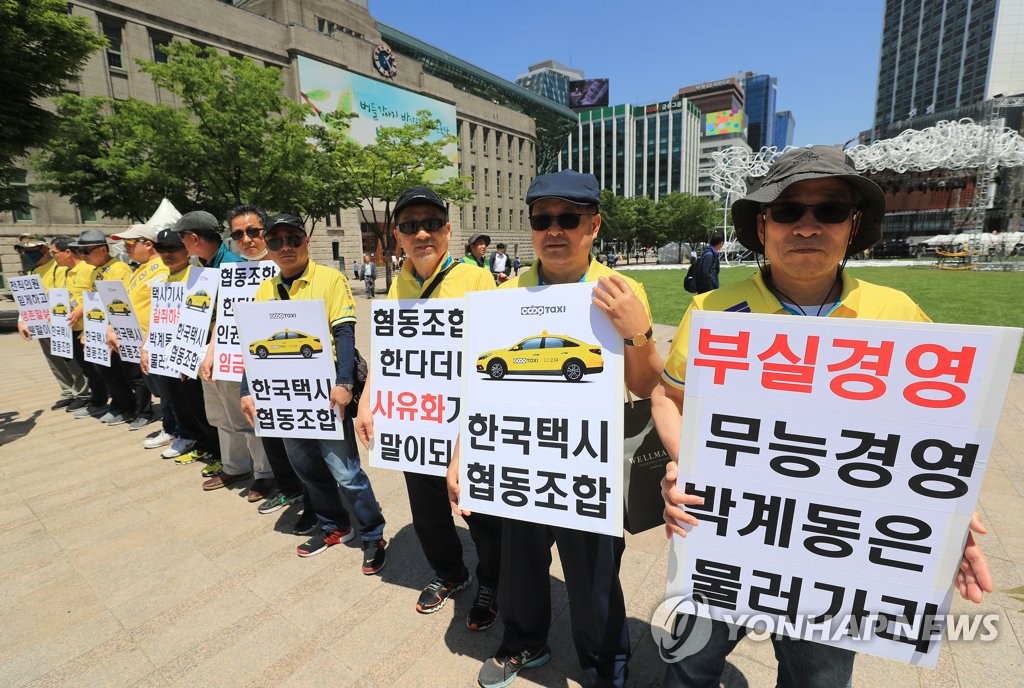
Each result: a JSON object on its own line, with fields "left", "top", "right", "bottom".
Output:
{"left": 107, "top": 299, "right": 131, "bottom": 315}
{"left": 85, "top": 307, "right": 105, "bottom": 322}
{"left": 476, "top": 332, "right": 604, "bottom": 382}
{"left": 248, "top": 330, "right": 323, "bottom": 359}
{"left": 184, "top": 290, "right": 211, "bottom": 312}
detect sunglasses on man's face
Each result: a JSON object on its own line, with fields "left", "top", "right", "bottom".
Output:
{"left": 766, "top": 201, "right": 856, "bottom": 225}
{"left": 230, "top": 227, "right": 263, "bottom": 241}
{"left": 529, "top": 212, "right": 595, "bottom": 231}
{"left": 265, "top": 234, "right": 304, "bottom": 251}
{"left": 396, "top": 218, "right": 447, "bottom": 235}
{"left": 76, "top": 246, "right": 102, "bottom": 255}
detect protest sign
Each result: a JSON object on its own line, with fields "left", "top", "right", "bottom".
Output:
{"left": 9, "top": 274, "right": 49, "bottom": 339}
{"left": 81, "top": 291, "right": 110, "bottom": 367}
{"left": 235, "top": 299, "right": 341, "bottom": 439}
{"left": 459, "top": 282, "right": 625, "bottom": 536}
{"left": 166, "top": 267, "right": 218, "bottom": 378}
{"left": 368, "top": 299, "right": 464, "bottom": 476}
{"left": 212, "top": 261, "right": 278, "bottom": 382}
{"left": 48, "top": 288, "right": 73, "bottom": 359}
{"left": 147, "top": 282, "right": 185, "bottom": 378}
{"left": 96, "top": 280, "right": 143, "bottom": 363}
{"left": 665, "top": 310, "right": 1022, "bottom": 666}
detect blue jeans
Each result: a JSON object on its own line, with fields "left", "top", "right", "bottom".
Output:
{"left": 663, "top": 617, "right": 855, "bottom": 688}
{"left": 282, "top": 421, "right": 384, "bottom": 542}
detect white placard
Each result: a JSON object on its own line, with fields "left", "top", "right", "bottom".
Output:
{"left": 368, "top": 299, "right": 464, "bottom": 477}
{"left": 9, "top": 274, "right": 50, "bottom": 339}
{"left": 95, "top": 280, "right": 143, "bottom": 363}
{"left": 166, "top": 267, "right": 219, "bottom": 379}
{"left": 235, "top": 299, "right": 342, "bottom": 439}
{"left": 81, "top": 291, "right": 110, "bottom": 367}
{"left": 459, "top": 282, "right": 625, "bottom": 536}
{"left": 212, "top": 261, "right": 278, "bottom": 382}
{"left": 47, "top": 288, "right": 73, "bottom": 359}
{"left": 666, "top": 310, "right": 1023, "bottom": 667}
{"left": 147, "top": 282, "right": 185, "bottom": 378}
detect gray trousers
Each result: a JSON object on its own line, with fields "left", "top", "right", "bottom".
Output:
{"left": 39, "top": 338, "right": 89, "bottom": 400}
{"left": 201, "top": 378, "right": 272, "bottom": 479}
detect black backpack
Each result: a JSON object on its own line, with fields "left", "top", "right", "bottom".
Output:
{"left": 683, "top": 260, "right": 698, "bottom": 293}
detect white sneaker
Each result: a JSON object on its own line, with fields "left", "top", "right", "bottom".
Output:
{"left": 143, "top": 431, "right": 174, "bottom": 449}
{"left": 160, "top": 438, "right": 196, "bottom": 459}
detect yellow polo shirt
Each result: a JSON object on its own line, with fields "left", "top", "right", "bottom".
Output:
{"left": 32, "top": 260, "right": 67, "bottom": 290}
{"left": 67, "top": 261, "right": 93, "bottom": 332}
{"left": 165, "top": 265, "right": 191, "bottom": 283}
{"left": 90, "top": 257, "right": 133, "bottom": 288}
{"left": 501, "top": 257, "right": 653, "bottom": 320}
{"left": 662, "top": 270, "right": 932, "bottom": 389}
{"left": 126, "top": 256, "right": 170, "bottom": 335}
{"left": 255, "top": 259, "right": 356, "bottom": 327}
{"left": 388, "top": 253, "right": 495, "bottom": 299}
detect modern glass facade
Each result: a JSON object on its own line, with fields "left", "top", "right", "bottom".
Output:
{"left": 773, "top": 110, "right": 796, "bottom": 148}
{"left": 557, "top": 100, "right": 701, "bottom": 200}
{"left": 743, "top": 73, "right": 777, "bottom": 151}
{"left": 515, "top": 60, "right": 583, "bottom": 108}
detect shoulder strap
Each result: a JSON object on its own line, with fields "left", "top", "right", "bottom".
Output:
{"left": 276, "top": 281, "right": 290, "bottom": 301}
{"left": 421, "top": 262, "right": 457, "bottom": 299}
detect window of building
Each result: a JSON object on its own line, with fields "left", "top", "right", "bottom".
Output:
{"left": 483, "top": 131, "right": 488, "bottom": 156}
{"left": 470, "top": 124, "right": 477, "bottom": 152}
{"left": 484, "top": 168, "right": 489, "bottom": 193}
{"left": 519, "top": 209, "right": 524, "bottom": 229}
{"left": 11, "top": 169, "right": 31, "bottom": 222}
{"left": 496, "top": 172, "right": 501, "bottom": 195}
{"left": 495, "top": 133, "right": 502, "bottom": 158}
{"left": 508, "top": 208, "right": 513, "bottom": 229}
{"left": 508, "top": 172, "right": 513, "bottom": 197}
{"left": 485, "top": 208, "right": 490, "bottom": 229}
{"left": 149, "top": 29, "right": 173, "bottom": 64}
{"left": 79, "top": 207, "right": 97, "bottom": 223}
{"left": 100, "top": 16, "right": 124, "bottom": 70}
{"left": 471, "top": 165, "right": 477, "bottom": 191}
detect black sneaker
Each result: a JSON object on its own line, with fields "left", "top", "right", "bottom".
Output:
{"left": 416, "top": 570, "right": 472, "bottom": 614}
{"left": 467, "top": 583, "right": 499, "bottom": 631}
{"left": 361, "top": 538, "right": 387, "bottom": 575}
{"left": 291, "top": 510, "right": 320, "bottom": 536}
{"left": 477, "top": 647, "right": 551, "bottom": 688}
{"left": 296, "top": 527, "right": 354, "bottom": 558}
{"left": 66, "top": 398, "right": 90, "bottom": 412}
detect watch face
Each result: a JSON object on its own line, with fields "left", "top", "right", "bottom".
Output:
{"left": 373, "top": 44, "right": 396, "bottom": 78}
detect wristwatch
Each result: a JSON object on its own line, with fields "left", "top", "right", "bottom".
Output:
{"left": 337, "top": 383, "right": 355, "bottom": 392}
{"left": 625, "top": 327, "right": 654, "bottom": 347}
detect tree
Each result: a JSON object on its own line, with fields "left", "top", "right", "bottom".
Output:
{"left": 598, "top": 189, "right": 635, "bottom": 255}
{"left": 631, "top": 196, "right": 661, "bottom": 252}
{"left": 36, "top": 42, "right": 328, "bottom": 221}
{"left": 340, "top": 110, "right": 473, "bottom": 289}
{"left": 0, "top": 0, "right": 104, "bottom": 212}
{"left": 655, "top": 193, "right": 721, "bottom": 263}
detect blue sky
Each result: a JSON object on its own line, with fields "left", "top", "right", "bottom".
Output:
{"left": 372, "top": 0, "right": 885, "bottom": 148}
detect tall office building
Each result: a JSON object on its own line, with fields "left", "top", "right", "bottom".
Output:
{"left": 516, "top": 59, "right": 584, "bottom": 107}
{"left": 557, "top": 99, "right": 702, "bottom": 200}
{"left": 874, "top": 0, "right": 1024, "bottom": 129}
{"left": 774, "top": 110, "right": 796, "bottom": 148}
{"left": 743, "top": 72, "right": 777, "bottom": 150}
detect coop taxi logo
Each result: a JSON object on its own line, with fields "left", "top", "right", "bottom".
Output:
{"left": 520, "top": 305, "right": 567, "bottom": 316}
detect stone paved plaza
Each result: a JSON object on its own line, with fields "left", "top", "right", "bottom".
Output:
{"left": 1, "top": 295, "right": 1023, "bottom": 687}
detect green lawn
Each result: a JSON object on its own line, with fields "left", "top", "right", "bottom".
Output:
{"left": 621, "top": 265, "right": 1024, "bottom": 373}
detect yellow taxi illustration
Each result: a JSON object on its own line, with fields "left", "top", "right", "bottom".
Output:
{"left": 248, "top": 330, "right": 323, "bottom": 359}
{"left": 184, "top": 290, "right": 211, "bottom": 311}
{"left": 476, "top": 332, "right": 604, "bottom": 382}
{"left": 107, "top": 299, "right": 131, "bottom": 315}
{"left": 85, "top": 307, "right": 105, "bottom": 322}
{"left": 52, "top": 303, "right": 69, "bottom": 317}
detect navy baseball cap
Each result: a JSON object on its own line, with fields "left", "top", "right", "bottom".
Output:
{"left": 265, "top": 212, "right": 307, "bottom": 234}
{"left": 154, "top": 228, "right": 185, "bottom": 249}
{"left": 526, "top": 169, "right": 600, "bottom": 207}
{"left": 394, "top": 186, "right": 448, "bottom": 217}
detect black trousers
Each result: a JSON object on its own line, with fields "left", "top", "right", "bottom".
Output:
{"left": 404, "top": 471, "right": 502, "bottom": 586}
{"left": 99, "top": 356, "right": 152, "bottom": 418}
{"left": 498, "top": 520, "right": 629, "bottom": 688}
{"left": 161, "top": 376, "right": 218, "bottom": 453}
{"left": 72, "top": 335, "right": 107, "bottom": 406}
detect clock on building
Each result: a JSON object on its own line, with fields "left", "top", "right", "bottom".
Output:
{"left": 373, "top": 43, "right": 396, "bottom": 78}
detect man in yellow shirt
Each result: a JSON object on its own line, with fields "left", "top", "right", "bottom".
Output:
{"left": 63, "top": 232, "right": 109, "bottom": 418}
{"left": 355, "top": 186, "right": 502, "bottom": 630}
{"left": 70, "top": 228, "right": 145, "bottom": 426}
{"left": 241, "top": 213, "right": 386, "bottom": 570}
{"left": 15, "top": 235, "right": 90, "bottom": 409}
{"left": 465, "top": 170, "right": 661, "bottom": 688}
{"left": 652, "top": 145, "right": 993, "bottom": 688}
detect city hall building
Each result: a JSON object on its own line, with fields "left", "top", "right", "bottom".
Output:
{"left": 2, "top": 0, "right": 576, "bottom": 274}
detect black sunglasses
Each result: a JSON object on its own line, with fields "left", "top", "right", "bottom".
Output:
{"left": 767, "top": 202, "right": 856, "bottom": 225}
{"left": 396, "top": 218, "right": 447, "bottom": 235}
{"left": 230, "top": 227, "right": 263, "bottom": 241}
{"left": 76, "top": 245, "right": 103, "bottom": 254}
{"left": 266, "top": 234, "right": 304, "bottom": 251}
{"left": 529, "top": 212, "right": 595, "bottom": 231}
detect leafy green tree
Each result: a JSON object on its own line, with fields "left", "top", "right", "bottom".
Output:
{"left": 655, "top": 193, "right": 720, "bottom": 263}
{"left": 37, "top": 43, "right": 329, "bottom": 221}
{"left": 340, "top": 110, "right": 473, "bottom": 289}
{"left": 0, "top": 0, "right": 104, "bottom": 212}
{"left": 631, "top": 196, "right": 662, "bottom": 251}
{"left": 597, "top": 189, "right": 635, "bottom": 253}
